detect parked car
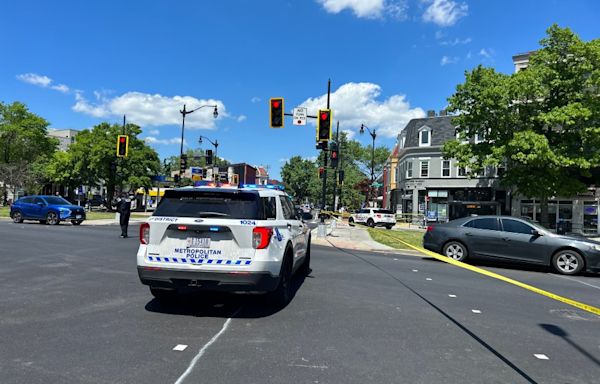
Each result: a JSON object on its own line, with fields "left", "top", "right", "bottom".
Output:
{"left": 348, "top": 208, "right": 396, "bottom": 229}
{"left": 423, "top": 215, "right": 600, "bottom": 275}
{"left": 10, "top": 195, "right": 87, "bottom": 225}
{"left": 85, "top": 195, "right": 108, "bottom": 210}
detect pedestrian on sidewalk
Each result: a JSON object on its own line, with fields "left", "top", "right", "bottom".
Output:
{"left": 116, "top": 192, "right": 132, "bottom": 238}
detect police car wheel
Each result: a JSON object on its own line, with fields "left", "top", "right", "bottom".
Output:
{"left": 348, "top": 217, "right": 355, "bottom": 226}
{"left": 150, "top": 287, "right": 177, "bottom": 300}
{"left": 270, "top": 249, "right": 293, "bottom": 307}
{"left": 300, "top": 238, "right": 311, "bottom": 276}
{"left": 367, "top": 219, "right": 375, "bottom": 228}
{"left": 386, "top": 225, "right": 394, "bottom": 230}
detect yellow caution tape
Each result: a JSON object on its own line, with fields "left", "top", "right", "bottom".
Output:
{"left": 376, "top": 230, "right": 600, "bottom": 317}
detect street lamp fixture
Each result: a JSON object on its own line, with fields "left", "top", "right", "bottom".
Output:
{"left": 178, "top": 104, "right": 218, "bottom": 183}
{"left": 359, "top": 124, "right": 377, "bottom": 207}
{"left": 198, "top": 135, "right": 220, "bottom": 166}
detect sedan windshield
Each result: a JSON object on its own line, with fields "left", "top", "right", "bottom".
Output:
{"left": 43, "top": 197, "right": 71, "bottom": 205}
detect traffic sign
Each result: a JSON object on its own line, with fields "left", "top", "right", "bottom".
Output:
{"left": 293, "top": 107, "right": 307, "bottom": 126}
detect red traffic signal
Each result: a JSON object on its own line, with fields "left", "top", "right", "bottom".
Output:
{"left": 116, "top": 135, "right": 129, "bottom": 157}
{"left": 317, "top": 109, "right": 332, "bottom": 142}
{"left": 270, "top": 98, "right": 284, "bottom": 128}
{"left": 319, "top": 167, "right": 324, "bottom": 179}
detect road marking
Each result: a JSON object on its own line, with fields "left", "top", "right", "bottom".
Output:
{"left": 377, "top": 231, "right": 600, "bottom": 317}
{"left": 288, "top": 364, "right": 328, "bottom": 370}
{"left": 534, "top": 354, "right": 549, "bottom": 360}
{"left": 412, "top": 269, "right": 418, "bottom": 272}
{"left": 549, "top": 273, "right": 600, "bottom": 290}
{"left": 426, "top": 278, "right": 432, "bottom": 281}
{"left": 448, "top": 294, "right": 457, "bottom": 298}
{"left": 173, "top": 344, "right": 188, "bottom": 351}
{"left": 393, "top": 258, "right": 399, "bottom": 260}
{"left": 174, "top": 309, "right": 239, "bottom": 384}
{"left": 472, "top": 309, "right": 482, "bottom": 314}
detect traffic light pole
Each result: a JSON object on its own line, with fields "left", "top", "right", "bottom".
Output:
{"left": 320, "top": 79, "right": 331, "bottom": 212}
{"left": 332, "top": 121, "right": 339, "bottom": 211}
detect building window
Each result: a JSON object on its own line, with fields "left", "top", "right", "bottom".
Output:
{"left": 496, "top": 163, "right": 506, "bottom": 177}
{"left": 442, "top": 160, "right": 451, "bottom": 177}
{"left": 406, "top": 161, "right": 413, "bottom": 178}
{"left": 474, "top": 133, "right": 482, "bottom": 143}
{"left": 400, "top": 136, "right": 406, "bottom": 148}
{"left": 419, "top": 129, "right": 431, "bottom": 147}
{"left": 457, "top": 166, "right": 467, "bottom": 177}
{"left": 420, "top": 161, "right": 429, "bottom": 178}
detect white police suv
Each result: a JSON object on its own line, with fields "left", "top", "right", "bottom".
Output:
{"left": 137, "top": 185, "right": 311, "bottom": 306}
{"left": 348, "top": 208, "right": 396, "bottom": 229}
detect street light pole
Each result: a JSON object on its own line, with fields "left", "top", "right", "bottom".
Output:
{"left": 360, "top": 124, "right": 376, "bottom": 207}
{"left": 198, "top": 136, "right": 219, "bottom": 166}
{"left": 179, "top": 104, "right": 218, "bottom": 183}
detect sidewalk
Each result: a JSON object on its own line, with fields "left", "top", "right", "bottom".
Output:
{"left": 81, "top": 217, "right": 147, "bottom": 226}
{"left": 311, "top": 220, "right": 423, "bottom": 255}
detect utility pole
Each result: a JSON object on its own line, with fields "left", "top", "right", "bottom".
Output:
{"left": 332, "top": 121, "right": 339, "bottom": 211}
{"left": 321, "top": 79, "right": 331, "bottom": 211}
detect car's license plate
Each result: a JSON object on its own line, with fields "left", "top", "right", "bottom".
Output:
{"left": 186, "top": 237, "right": 210, "bottom": 248}
{"left": 76, "top": 215, "right": 82, "bottom": 219}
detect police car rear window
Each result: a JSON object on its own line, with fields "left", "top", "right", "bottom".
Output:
{"left": 154, "top": 190, "right": 266, "bottom": 219}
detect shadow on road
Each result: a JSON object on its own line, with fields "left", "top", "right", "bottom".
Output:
{"left": 144, "top": 271, "right": 311, "bottom": 319}
{"left": 420, "top": 256, "right": 599, "bottom": 277}
{"left": 539, "top": 324, "right": 600, "bottom": 367}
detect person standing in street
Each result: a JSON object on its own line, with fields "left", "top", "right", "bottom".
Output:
{"left": 116, "top": 192, "right": 132, "bottom": 238}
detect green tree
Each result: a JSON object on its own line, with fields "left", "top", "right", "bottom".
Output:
{"left": 280, "top": 156, "right": 319, "bottom": 203}
{"left": 47, "top": 122, "right": 161, "bottom": 205}
{"left": 0, "top": 101, "right": 58, "bottom": 202}
{"left": 443, "top": 25, "right": 600, "bottom": 226}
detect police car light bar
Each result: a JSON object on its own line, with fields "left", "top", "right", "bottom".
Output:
{"left": 241, "top": 184, "right": 285, "bottom": 191}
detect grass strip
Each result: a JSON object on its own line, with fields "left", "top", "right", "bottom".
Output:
{"left": 367, "top": 227, "right": 424, "bottom": 250}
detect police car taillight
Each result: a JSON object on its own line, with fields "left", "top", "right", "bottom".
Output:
{"left": 140, "top": 223, "right": 150, "bottom": 244}
{"left": 252, "top": 227, "right": 273, "bottom": 249}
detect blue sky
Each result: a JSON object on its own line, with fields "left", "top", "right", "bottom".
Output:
{"left": 1, "top": 0, "right": 599, "bottom": 179}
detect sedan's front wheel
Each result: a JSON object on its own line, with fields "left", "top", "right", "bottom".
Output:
{"left": 12, "top": 211, "right": 23, "bottom": 224}
{"left": 443, "top": 241, "right": 468, "bottom": 262}
{"left": 552, "top": 250, "right": 584, "bottom": 275}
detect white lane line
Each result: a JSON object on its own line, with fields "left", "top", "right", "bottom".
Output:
{"left": 448, "top": 294, "right": 457, "bottom": 298}
{"left": 534, "top": 354, "right": 549, "bottom": 360}
{"left": 174, "top": 309, "right": 239, "bottom": 384}
{"left": 393, "top": 258, "right": 399, "bottom": 261}
{"left": 471, "top": 309, "right": 482, "bottom": 314}
{"left": 549, "top": 273, "right": 600, "bottom": 290}
{"left": 412, "top": 269, "right": 418, "bottom": 272}
{"left": 426, "top": 278, "right": 432, "bottom": 281}
{"left": 173, "top": 344, "right": 188, "bottom": 351}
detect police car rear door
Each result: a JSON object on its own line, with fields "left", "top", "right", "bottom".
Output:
{"left": 278, "top": 195, "right": 305, "bottom": 262}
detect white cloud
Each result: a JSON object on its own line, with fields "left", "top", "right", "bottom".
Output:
{"left": 237, "top": 115, "right": 247, "bottom": 122}
{"left": 144, "top": 136, "right": 186, "bottom": 145}
{"left": 50, "top": 84, "right": 70, "bottom": 93}
{"left": 149, "top": 129, "right": 160, "bottom": 135}
{"left": 435, "top": 30, "right": 446, "bottom": 39}
{"left": 73, "top": 91, "right": 227, "bottom": 129}
{"left": 299, "top": 82, "right": 425, "bottom": 138}
{"left": 440, "top": 55, "right": 459, "bottom": 65}
{"left": 304, "top": 156, "right": 318, "bottom": 162}
{"left": 16, "top": 73, "right": 52, "bottom": 87}
{"left": 479, "top": 48, "right": 494, "bottom": 59}
{"left": 251, "top": 97, "right": 261, "bottom": 103}
{"left": 342, "top": 129, "right": 356, "bottom": 140}
{"left": 422, "top": 0, "right": 468, "bottom": 27}
{"left": 439, "top": 37, "right": 472, "bottom": 46}
{"left": 279, "top": 158, "right": 289, "bottom": 163}
{"left": 316, "top": 0, "right": 408, "bottom": 20}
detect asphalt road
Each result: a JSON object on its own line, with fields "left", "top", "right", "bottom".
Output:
{"left": 0, "top": 221, "right": 599, "bottom": 384}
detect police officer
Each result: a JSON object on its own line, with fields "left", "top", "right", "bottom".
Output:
{"left": 116, "top": 192, "right": 132, "bottom": 238}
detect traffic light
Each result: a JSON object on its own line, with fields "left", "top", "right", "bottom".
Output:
{"left": 205, "top": 149, "right": 213, "bottom": 165}
{"left": 316, "top": 141, "right": 327, "bottom": 150}
{"left": 116, "top": 135, "right": 129, "bottom": 157}
{"left": 232, "top": 174, "right": 239, "bottom": 185}
{"left": 330, "top": 142, "right": 339, "bottom": 168}
{"left": 317, "top": 109, "right": 332, "bottom": 142}
{"left": 319, "top": 167, "right": 324, "bottom": 179}
{"left": 180, "top": 154, "right": 188, "bottom": 175}
{"left": 338, "top": 170, "right": 345, "bottom": 185}
{"left": 270, "top": 98, "right": 284, "bottom": 128}
{"left": 174, "top": 174, "right": 180, "bottom": 183}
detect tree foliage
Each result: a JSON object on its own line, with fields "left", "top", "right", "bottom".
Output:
{"left": 443, "top": 25, "right": 600, "bottom": 225}
{"left": 46, "top": 122, "right": 161, "bottom": 203}
{"left": 0, "top": 102, "right": 57, "bottom": 201}
{"left": 281, "top": 131, "right": 390, "bottom": 210}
